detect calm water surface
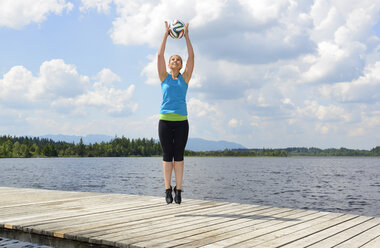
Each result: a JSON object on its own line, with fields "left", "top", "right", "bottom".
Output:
{"left": 0, "top": 157, "right": 379, "bottom": 217}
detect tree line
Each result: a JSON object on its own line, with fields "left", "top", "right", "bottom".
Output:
{"left": 186, "top": 147, "right": 380, "bottom": 157}
{"left": 0, "top": 135, "right": 161, "bottom": 158}
{"left": 284, "top": 146, "right": 380, "bottom": 156}
{"left": 0, "top": 135, "right": 379, "bottom": 158}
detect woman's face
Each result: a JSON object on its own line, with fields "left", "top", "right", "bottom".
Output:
{"left": 169, "top": 55, "right": 182, "bottom": 70}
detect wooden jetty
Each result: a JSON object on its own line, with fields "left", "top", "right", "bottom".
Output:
{"left": 0, "top": 187, "right": 379, "bottom": 248}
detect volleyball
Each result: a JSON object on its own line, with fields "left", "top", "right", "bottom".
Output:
{"left": 169, "top": 20, "right": 185, "bottom": 39}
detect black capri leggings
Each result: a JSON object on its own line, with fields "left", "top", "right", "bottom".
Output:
{"left": 158, "top": 120, "right": 189, "bottom": 162}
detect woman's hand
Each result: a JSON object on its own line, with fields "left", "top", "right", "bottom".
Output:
{"left": 184, "top": 23, "right": 189, "bottom": 39}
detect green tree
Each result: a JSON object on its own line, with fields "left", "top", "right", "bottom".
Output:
{"left": 20, "top": 143, "right": 31, "bottom": 158}
{"left": 370, "top": 146, "right": 380, "bottom": 156}
{"left": 12, "top": 141, "right": 21, "bottom": 157}
{"left": 77, "top": 138, "right": 85, "bottom": 157}
{"left": 280, "top": 150, "right": 287, "bottom": 157}
{"left": 42, "top": 144, "right": 58, "bottom": 157}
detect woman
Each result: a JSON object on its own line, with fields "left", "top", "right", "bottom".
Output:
{"left": 157, "top": 21, "right": 194, "bottom": 204}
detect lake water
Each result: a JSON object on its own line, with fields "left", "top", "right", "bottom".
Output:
{"left": 0, "top": 157, "right": 379, "bottom": 217}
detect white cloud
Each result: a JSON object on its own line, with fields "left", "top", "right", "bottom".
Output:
{"left": 348, "top": 127, "right": 365, "bottom": 137}
{"left": 319, "top": 62, "right": 380, "bottom": 103}
{"left": 80, "top": 0, "right": 113, "bottom": 13}
{"left": 301, "top": 41, "right": 350, "bottom": 83}
{"left": 0, "top": 0, "right": 73, "bottom": 29}
{"left": 315, "top": 123, "right": 332, "bottom": 135}
{"left": 110, "top": 0, "right": 163, "bottom": 46}
{"left": 32, "top": 59, "right": 90, "bottom": 100}
{"left": 106, "top": 0, "right": 313, "bottom": 64}
{"left": 228, "top": 118, "right": 240, "bottom": 128}
{"left": 108, "top": 0, "right": 226, "bottom": 47}
{"left": 301, "top": 1, "right": 380, "bottom": 84}
{"left": 52, "top": 83, "right": 137, "bottom": 116}
{"left": 238, "top": 0, "right": 289, "bottom": 24}
{"left": 297, "top": 100, "right": 349, "bottom": 122}
{"left": 186, "top": 97, "right": 231, "bottom": 140}
{"left": 187, "top": 97, "right": 218, "bottom": 118}
{"left": 188, "top": 56, "right": 269, "bottom": 100}
{"left": 0, "top": 60, "right": 137, "bottom": 116}
{"left": 189, "top": 0, "right": 225, "bottom": 28}
{"left": 249, "top": 115, "right": 262, "bottom": 128}
{"left": 0, "top": 60, "right": 90, "bottom": 107}
{"left": 245, "top": 84, "right": 284, "bottom": 109}
{"left": 141, "top": 54, "right": 157, "bottom": 85}
{"left": 188, "top": 72, "right": 203, "bottom": 89}
{"left": 310, "top": 2, "right": 343, "bottom": 42}
{"left": 94, "top": 68, "right": 121, "bottom": 86}
{"left": 0, "top": 66, "right": 34, "bottom": 107}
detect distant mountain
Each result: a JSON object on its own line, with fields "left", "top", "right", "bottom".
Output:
{"left": 186, "top": 138, "right": 246, "bottom": 152}
{"left": 40, "top": 134, "right": 114, "bottom": 145}
{"left": 39, "top": 135, "right": 246, "bottom": 151}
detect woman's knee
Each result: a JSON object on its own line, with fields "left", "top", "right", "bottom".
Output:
{"left": 173, "top": 151, "right": 184, "bottom": 161}
{"left": 163, "top": 152, "right": 174, "bottom": 162}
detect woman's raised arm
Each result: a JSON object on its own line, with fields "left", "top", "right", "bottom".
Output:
{"left": 182, "top": 23, "right": 194, "bottom": 84}
{"left": 157, "top": 22, "right": 169, "bottom": 82}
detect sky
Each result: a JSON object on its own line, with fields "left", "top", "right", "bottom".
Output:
{"left": 1, "top": 0, "right": 380, "bottom": 149}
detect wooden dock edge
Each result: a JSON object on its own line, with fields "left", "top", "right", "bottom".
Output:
{"left": 0, "top": 226, "right": 112, "bottom": 248}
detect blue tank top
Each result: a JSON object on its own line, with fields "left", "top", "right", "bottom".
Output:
{"left": 160, "top": 73, "right": 188, "bottom": 116}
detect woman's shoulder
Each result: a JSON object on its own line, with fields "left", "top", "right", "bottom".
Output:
{"left": 178, "top": 73, "right": 186, "bottom": 80}
{"left": 178, "top": 73, "right": 189, "bottom": 84}
{"left": 160, "top": 72, "right": 170, "bottom": 83}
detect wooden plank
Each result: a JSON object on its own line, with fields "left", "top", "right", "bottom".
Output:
{"left": 335, "top": 222, "right": 380, "bottom": 248}
{"left": 0, "top": 188, "right": 39, "bottom": 196}
{"left": 274, "top": 215, "right": 370, "bottom": 247}
{"left": 307, "top": 218, "right": 380, "bottom": 247}
{"left": 91, "top": 205, "right": 276, "bottom": 246}
{"left": 165, "top": 211, "right": 329, "bottom": 248}
{"left": 0, "top": 194, "right": 118, "bottom": 213}
{"left": 91, "top": 204, "right": 272, "bottom": 246}
{"left": 5, "top": 197, "right": 219, "bottom": 238}
{"left": 237, "top": 213, "right": 356, "bottom": 248}
{"left": 64, "top": 202, "right": 244, "bottom": 242}
{"left": 360, "top": 235, "right": 380, "bottom": 248}
{"left": 0, "top": 194, "right": 142, "bottom": 219}
{"left": 199, "top": 211, "right": 339, "bottom": 248}
{"left": 17, "top": 202, "right": 176, "bottom": 236}
{"left": 3, "top": 200, "right": 161, "bottom": 229}
{"left": 122, "top": 208, "right": 309, "bottom": 248}
{"left": 0, "top": 189, "right": 100, "bottom": 208}
{"left": 29, "top": 197, "right": 204, "bottom": 229}
{"left": 1, "top": 193, "right": 163, "bottom": 218}
{"left": 43, "top": 200, "right": 228, "bottom": 239}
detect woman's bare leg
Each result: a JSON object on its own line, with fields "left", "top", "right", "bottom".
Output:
{"left": 163, "top": 161, "right": 173, "bottom": 189}
{"left": 174, "top": 160, "right": 184, "bottom": 189}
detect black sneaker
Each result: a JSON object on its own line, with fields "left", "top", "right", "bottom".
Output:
{"left": 174, "top": 186, "right": 182, "bottom": 204}
{"left": 165, "top": 186, "right": 173, "bottom": 204}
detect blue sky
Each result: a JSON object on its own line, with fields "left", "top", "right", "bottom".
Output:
{"left": 1, "top": 0, "right": 380, "bottom": 149}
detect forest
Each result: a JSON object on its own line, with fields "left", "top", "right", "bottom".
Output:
{"left": 0, "top": 135, "right": 379, "bottom": 158}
